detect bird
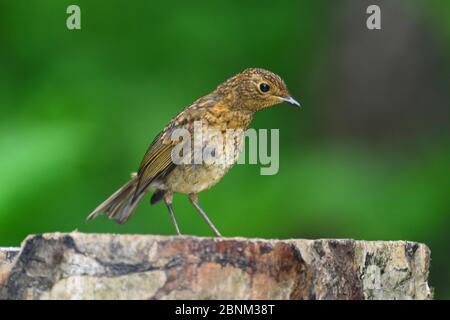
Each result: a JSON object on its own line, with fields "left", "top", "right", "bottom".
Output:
{"left": 87, "top": 68, "right": 300, "bottom": 237}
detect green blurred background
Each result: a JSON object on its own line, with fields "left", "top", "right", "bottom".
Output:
{"left": 0, "top": 0, "right": 449, "bottom": 298}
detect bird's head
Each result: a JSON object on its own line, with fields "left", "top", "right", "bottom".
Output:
{"left": 216, "top": 68, "right": 301, "bottom": 112}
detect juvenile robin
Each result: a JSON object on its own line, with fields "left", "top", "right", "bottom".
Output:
{"left": 87, "top": 68, "right": 300, "bottom": 236}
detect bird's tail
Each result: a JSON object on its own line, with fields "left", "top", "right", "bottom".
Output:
{"left": 86, "top": 174, "right": 145, "bottom": 224}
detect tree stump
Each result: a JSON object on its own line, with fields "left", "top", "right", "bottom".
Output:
{"left": 0, "top": 233, "right": 431, "bottom": 299}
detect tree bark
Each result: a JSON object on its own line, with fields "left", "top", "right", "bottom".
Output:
{"left": 0, "top": 233, "right": 431, "bottom": 300}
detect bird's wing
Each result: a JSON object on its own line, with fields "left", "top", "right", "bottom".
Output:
{"left": 133, "top": 95, "right": 218, "bottom": 198}
{"left": 133, "top": 129, "right": 177, "bottom": 198}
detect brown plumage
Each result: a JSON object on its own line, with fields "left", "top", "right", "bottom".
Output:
{"left": 87, "top": 68, "right": 300, "bottom": 236}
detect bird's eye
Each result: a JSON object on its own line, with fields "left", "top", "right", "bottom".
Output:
{"left": 259, "top": 83, "right": 270, "bottom": 93}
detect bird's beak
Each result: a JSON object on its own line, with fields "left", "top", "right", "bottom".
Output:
{"left": 281, "top": 96, "right": 301, "bottom": 108}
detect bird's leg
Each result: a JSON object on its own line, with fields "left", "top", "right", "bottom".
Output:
{"left": 164, "top": 192, "right": 181, "bottom": 236}
{"left": 188, "top": 194, "right": 222, "bottom": 237}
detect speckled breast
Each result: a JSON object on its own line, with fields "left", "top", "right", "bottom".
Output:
{"left": 165, "top": 128, "right": 246, "bottom": 194}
